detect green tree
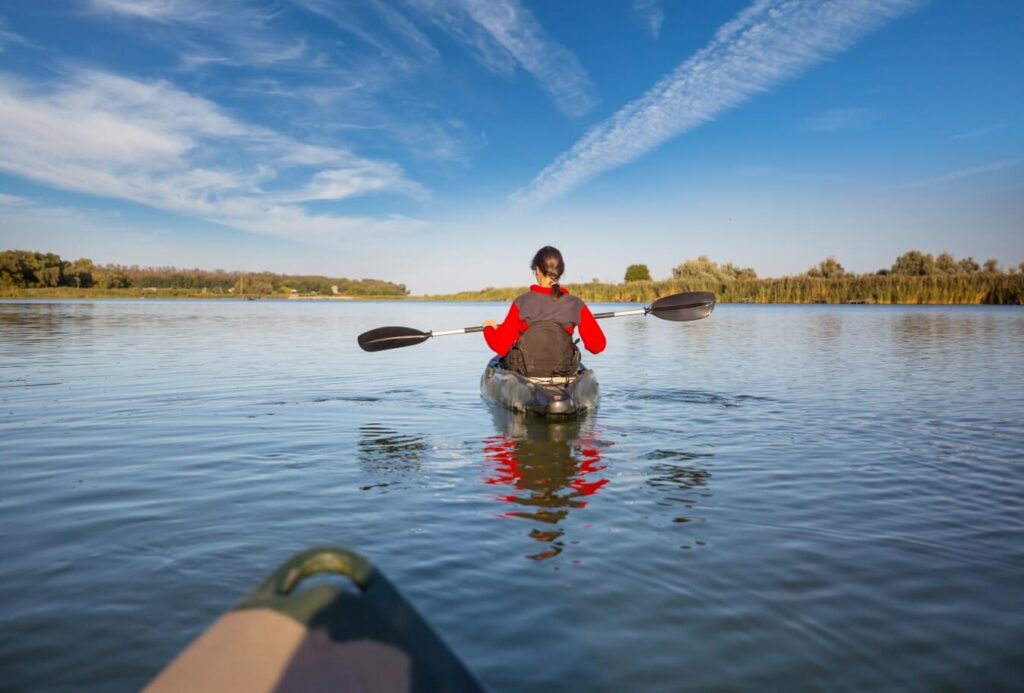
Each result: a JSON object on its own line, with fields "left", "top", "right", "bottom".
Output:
{"left": 983, "top": 258, "right": 999, "bottom": 273}
{"left": 958, "top": 257, "right": 980, "bottom": 274}
{"left": 806, "top": 257, "right": 847, "bottom": 278}
{"left": 935, "top": 252, "right": 958, "bottom": 274}
{"left": 234, "top": 275, "right": 274, "bottom": 295}
{"left": 100, "top": 268, "right": 132, "bottom": 288}
{"left": 0, "top": 250, "right": 30, "bottom": 286}
{"left": 624, "top": 264, "right": 652, "bottom": 282}
{"left": 672, "top": 256, "right": 757, "bottom": 282}
{"left": 250, "top": 280, "right": 274, "bottom": 295}
{"left": 0, "top": 250, "right": 66, "bottom": 287}
{"left": 29, "top": 252, "right": 65, "bottom": 287}
{"left": 891, "top": 251, "right": 936, "bottom": 276}
{"left": 63, "top": 258, "right": 95, "bottom": 288}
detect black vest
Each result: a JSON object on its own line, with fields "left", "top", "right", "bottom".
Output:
{"left": 513, "top": 290, "right": 584, "bottom": 329}
{"left": 505, "top": 321, "right": 581, "bottom": 377}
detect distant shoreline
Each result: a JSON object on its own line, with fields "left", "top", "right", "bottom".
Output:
{"left": 415, "top": 274, "right": 1024, "bottom": 306}
{"left": 3, "top": 276, "right": 1023, "bottom": 306}
{"left": 0, "top": 288, "right": 392, "bottom": 300}
{"left": 5, "top": 249, "right": 1021, "bottom": 305}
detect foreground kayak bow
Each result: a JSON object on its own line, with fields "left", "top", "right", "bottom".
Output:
{"left": 146, "top": 547, "right": 484, "bottom": 693}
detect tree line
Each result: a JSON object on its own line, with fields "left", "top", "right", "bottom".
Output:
{"left": 0, "top": 250, "right": 409, "bottom": 297}
{"left": 616, "top": 252, "right": 1023, "bottom": 304}
{"left": 432, "top": 251, "right": 1024, "bottom": 305}
{"left": 806, "top": 251, "right": 1013, "bottom": 278}
{"left": 624, "top": 251, "right": 1019, "bottom": 284}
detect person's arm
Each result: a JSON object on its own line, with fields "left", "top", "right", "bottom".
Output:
{"left": 483, "top": 303, "right": 522, "bottom": 356}
{"left": 578, "top": 305, "right": 606, "bottom": 354}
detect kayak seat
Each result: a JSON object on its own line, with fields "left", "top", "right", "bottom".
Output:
{"left": 504, "top": 321, "right": 581, "bottom": 378}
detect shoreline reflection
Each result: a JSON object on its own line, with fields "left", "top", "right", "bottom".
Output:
{"left": 483, "top": 407, "right": 612, "bottom": 560}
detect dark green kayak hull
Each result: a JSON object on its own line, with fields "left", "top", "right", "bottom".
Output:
{"left": 480, "top": 356, "right": 599, "bottom": 416}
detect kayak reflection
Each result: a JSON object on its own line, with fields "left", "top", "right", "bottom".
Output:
{"left": 483, "top": 407, "right": 612, "bottom": 561}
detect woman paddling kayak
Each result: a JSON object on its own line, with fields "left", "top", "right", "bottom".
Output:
{"left": 482, "top": 246, "right": 606, "bottom": 377}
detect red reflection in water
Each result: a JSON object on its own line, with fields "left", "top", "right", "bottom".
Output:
{"left": 483, "top": 415, "right": 610, "bottom": 560}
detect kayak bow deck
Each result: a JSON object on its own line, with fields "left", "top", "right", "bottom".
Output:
{"left": 480, "top": 356, "right": 599, "bottom": 417}
{"left": 146, "top": 547, "right": 483, "bottom": 693}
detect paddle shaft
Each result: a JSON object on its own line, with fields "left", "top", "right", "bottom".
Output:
{"left": 437, "top": 312, "right": 647, "bottom": 335}
{"left": 435, "top": 301, "right": 708, "bottom": 335}
{"left": 432, "top": 326, "right": 484, "bottom": 337}
{"left": 592, "top": 308, "right": 645, "bottom": 319}
{"left": 436, "top": 311, "right": 642, "bottom": 337}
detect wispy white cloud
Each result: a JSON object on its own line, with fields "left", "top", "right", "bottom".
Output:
{"left": 90, "top": 0, "right": 314, "bottom": 70}
{"left": 282, "top": 166, "right": 429, "bottom": 203}
{"left": 802, "top": 106, "right": 880, "bottom": 132}
{"left": 0, "top": 69, "right": 428, "bottom": 239}
{"left": 305, "top": 0, "right": 598, "bottom": 118}
{"left": 89, "top": 0, "right": 218, "bottom": 23}
{"left": 510, "top": 0, "right": 921, "bottom": 208}
{"left": 86, "top": 0, "right": 595, "bottom": 177}
{"left": 87, "top": 0, "right": 487, "bottom": 163}
{"left": 0, "top": 17, "right": 30, "bottom": 52}
{"left": 0, "top": 192, "right": 33, "bottom": 206}
{"left": 903, "top": 158, "right": 1022, "bottom": 187}
{"left": 181, "top": 37, "right": 310, "bottom": 69}
{"left": 633, "top": 0, "right": 665, "bottom": 39}
{"left": 405, "top": 0, "right": 515, "bottom": 75}
{"left": 948, "top": 124, "right": 1003, "bottom": 141}
{"left": 294, "top": 0, "right": 440, "bottom": 69}
{"left": 455, "top": 0, "right": 598, "bottom": 117}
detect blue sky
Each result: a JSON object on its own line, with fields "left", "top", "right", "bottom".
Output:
{"left": 0, "top": 0, "right": 1021, "bottom": 294}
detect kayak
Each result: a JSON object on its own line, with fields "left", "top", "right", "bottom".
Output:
{"left": 480, "top": 356, "right": 599, "bottom": 417}
{"left": 146, "top": 547, "right": 484, "bottom": 693}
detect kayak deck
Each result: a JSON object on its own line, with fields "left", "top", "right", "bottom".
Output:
{"left": 146, "top": 547, "right": 483, "bottom": 693}
{"left": 480, "top": 356, "right": 599, "bottom": 417}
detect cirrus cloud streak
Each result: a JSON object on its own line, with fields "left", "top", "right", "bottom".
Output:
{"left": 511, "top": 0, "right": 922, "bottom": 208}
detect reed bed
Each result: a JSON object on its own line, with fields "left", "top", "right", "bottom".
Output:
{"left": 423, "top": 274, "right": 1024, "bottom": 305}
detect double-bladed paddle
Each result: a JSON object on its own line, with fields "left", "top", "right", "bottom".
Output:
{"left": 357, "top": 291, "right": 716, "bottom": 352}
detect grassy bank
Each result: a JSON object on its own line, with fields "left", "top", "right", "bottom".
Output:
{"left": 0, "top": 250, "right": 409, "bottom": 297}
{"left": 421, "top": 273, "right": 1024, "bottom": 305}
{"left": 0, "top": 287, "right": 401, "bottom": 300}
{"left": 5, "top": 274, "right": 1022, "bottom": 305}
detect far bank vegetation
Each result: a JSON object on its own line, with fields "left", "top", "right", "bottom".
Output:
{"left": 3, "top": 249, "right": 1021, "bottom": 304}
{"left": 430, "top": 252, "right": 1024, "bottom": 305}
{"left": 0, "top": 250, "right": 409, "bottom": 298}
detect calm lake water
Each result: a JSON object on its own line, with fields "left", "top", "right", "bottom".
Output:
{"left": 1, "top": 299, "right": 1022, "bottom": 691}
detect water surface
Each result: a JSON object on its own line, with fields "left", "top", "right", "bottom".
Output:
{"left": 1, "top": 300, "right": 1022, "bottom": 691}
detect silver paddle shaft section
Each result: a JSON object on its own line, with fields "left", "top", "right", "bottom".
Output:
{"left": 433, "top": 308, "right": 647, "bottom": 337}
{"left": 434, "top": 310, "right": 645, "bottom": 335}
{"left": 431, "top": 326, "right": 486, "bottom": 337}
{"left": 592, "top": 308, "right": 647, "bottom": 319}
{"left": 436, "top": 312, "right": 645, "bottom": 333}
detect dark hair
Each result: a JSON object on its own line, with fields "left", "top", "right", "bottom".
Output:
{"left": 531, "top": 246, "right": 565, "bottom": 299}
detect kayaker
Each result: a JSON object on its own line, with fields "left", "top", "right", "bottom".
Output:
{"left": 483, "top": 246, "right": 606, "bottom": 376}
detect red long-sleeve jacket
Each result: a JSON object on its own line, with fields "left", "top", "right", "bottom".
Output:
{"left": 483, "top": 285, "right": 606, "bottom": 357}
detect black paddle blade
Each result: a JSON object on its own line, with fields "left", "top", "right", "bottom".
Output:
{"left": 357, "top": 326, "right": 431, "bottom": 352}
{"left": 648, "top": 291, "right": 716, "bottom": 322}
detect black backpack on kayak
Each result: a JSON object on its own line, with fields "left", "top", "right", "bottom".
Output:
{"left": 504, "top": 321, "right": 581, "bottom": 378}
